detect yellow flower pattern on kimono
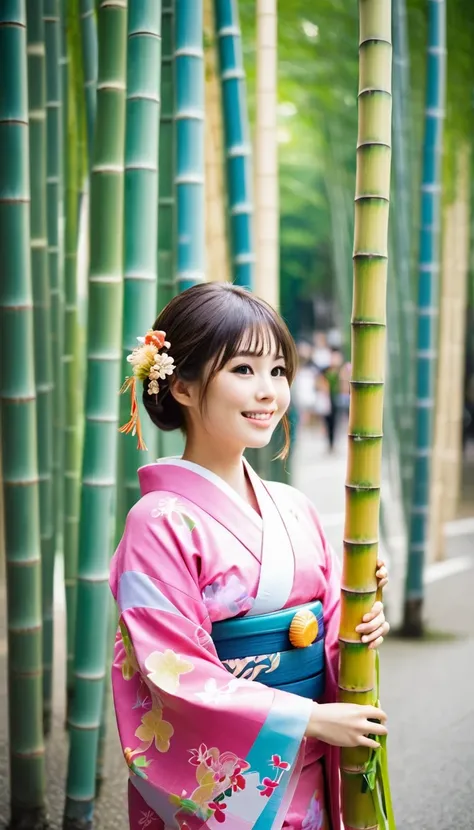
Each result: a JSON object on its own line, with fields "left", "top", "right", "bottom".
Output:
{"left": 145, "top": 649, "right": 194, "bottom": 693}
{"left": 119, "top": 620, "right": 139, "bottom": 681}
{"left": 124, "top": 702, "right": 175, "bottom": 780}
{"left": 135, "top": 707, "right": 174, "bottom": 753}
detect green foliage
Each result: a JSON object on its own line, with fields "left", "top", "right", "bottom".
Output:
{"left": 238, "top": 0, "right": 474, "bottom": 337}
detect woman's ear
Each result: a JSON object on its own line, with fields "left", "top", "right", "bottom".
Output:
{"left": 169, "top": 376, "right": 197, "bottom": 409}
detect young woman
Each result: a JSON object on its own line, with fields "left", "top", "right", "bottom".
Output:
{"left": 110, "top": 283, "right": 390, "bottom": 830}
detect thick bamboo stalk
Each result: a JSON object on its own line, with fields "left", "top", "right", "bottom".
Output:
{"left": 214, "top": 0, "right": 253, "bottom": 288}
{"left": 62, "top": 0, "right": 82, "bottom": 715}
{"left": 403, "top": 0, "right": 446, "bottom": 636}
{"left": 175, "top": 0, "right": 205, "bottom": 292}
{"left": 118, "top": 0, "right": 161, "bottom": 519}
{"left": 63, "top": 2, "right": 127, "bottom": 826}
{"left": 0, "top": 2, "right": 47, "bottom": 825}
{"left": 26, "top": 0, "right": 55, "bottom": 737}
{"left": 204, "top": 0, "right": 230, "bottom": 283}
{"left": 44, "top": 0, "right": 64, "bottom": 561}
{"left": 339, "top": 2, "right": 393, "bottom": 828}
{"left": 254, "top": 0, "right": 278, "bottom": 308}
{"left": 80, "top": 0, "right": 98, "bottom": 166}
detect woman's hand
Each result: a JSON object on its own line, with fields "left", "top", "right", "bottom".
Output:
{"left": 306, "top": 702, "right": 388, "bottom": 749}
{"left": 356, "top": 600, "right": 390, "bottom": 649}
{"left": 375, "top": 559, "right": 388, "bottom": 590}
{"left": 353, "top": 559, "right": 390, "bottom": 649}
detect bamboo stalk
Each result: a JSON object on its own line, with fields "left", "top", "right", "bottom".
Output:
{"left": 158, "top": 0, "right": 176, "bottom": 310}
{"left": 44, "top": 0, "right": 64, "bottom": 558}
{"left": 392, "top": 0, "right": 415, "bottom": 516}
{"left": 339, "top": 1, "right": 394, "bottom": 827}
{"left": 62, "top": 0, "right": 82, "bottom": 717}
{"left": 214, "top": 0, "right": 254, "bottom": 288}
{"left": 159, "top": 0, "right": 185, "bottom": 458}
{"left": 63, "top": 2, "right": 127, "bottom": 826}
{"left": 403, "top": 0, "right": 446, "bottom": 636}
{"left": 26, "top": 0, "right": 55, "bottom": 738}
{"left": 79, "top": 0, "right": 98, "bottom": 166}
{"left": 0, "top": 2, "right": 47, "bottom": 825}
{"left": 175, "top": 0, "right": 205, "bottom": 292}
{"left": 429, "top": 144, "right": 470, "bottom": 560}
{"left": 118, "top": 0, "right": 161, "bottom": 519}
{"left": 204, "top": 0, "right": 230, "bottom": 283}
{"left": 254, "top": 0, "right": 278, "bottom": 308}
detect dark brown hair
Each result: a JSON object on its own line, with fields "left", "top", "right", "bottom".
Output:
{"left": 143, "top": 283, "right": 298, "bottom": 457}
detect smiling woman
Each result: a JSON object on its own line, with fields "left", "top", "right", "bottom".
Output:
{"left": 112, "top": 281, "right": 390, "bottom": 830}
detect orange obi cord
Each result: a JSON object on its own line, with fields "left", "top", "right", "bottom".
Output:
{"left": 119, "top": 376, "right": 147, "bottom": 451}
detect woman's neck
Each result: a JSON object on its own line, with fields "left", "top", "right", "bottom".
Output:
{"left": 181, "top": 441, "right": 250, "bottom": 504}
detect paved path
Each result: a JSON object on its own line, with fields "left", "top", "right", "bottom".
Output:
{"left": 1, "top": 428, "right": 473, "bottom": 828}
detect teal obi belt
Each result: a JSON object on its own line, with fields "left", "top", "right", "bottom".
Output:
{"left": 212, "top": 600, "right": 325, "bottom": 701}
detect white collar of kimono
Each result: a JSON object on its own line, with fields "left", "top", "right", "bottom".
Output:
{"left": 154, "top": 456, "right": 295, "bottom": 614}
{"left": 154, "top": 457, "right": 262, "bottom": 528}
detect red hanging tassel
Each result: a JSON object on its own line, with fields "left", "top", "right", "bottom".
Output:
{"left": 119, "top": 375, "right": 147, "bottom": 451}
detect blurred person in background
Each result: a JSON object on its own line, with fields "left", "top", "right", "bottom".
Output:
{"left": 312, "top": 331, "right": 331, "bottom": 372}
{"left": 320, "top": 348, "right": 344, "bottom": 452}
{"left": 292, "top": 340, "right": 318, "bottom": 428}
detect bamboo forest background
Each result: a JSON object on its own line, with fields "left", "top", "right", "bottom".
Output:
{"left": 1, "top": 0, "right": 474, "bottom": 828}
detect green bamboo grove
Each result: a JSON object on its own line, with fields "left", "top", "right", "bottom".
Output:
{"left": 3, "top": 0, "right": 465, "bottom": 826}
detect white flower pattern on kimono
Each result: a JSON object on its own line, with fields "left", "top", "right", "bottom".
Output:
{"left": 150, "top": 497, "right": 196, "bottom": 531}
{"left": 138, "top": 810, "right": 159, "bottom": 828}
{"left": 194, "top": 677, "right": 242, "bottom": 705}
{"left": 202, "top": 574, "right": 254, "bottom": 621}
{"left": 302, "top": 790, "right": 327, "bottom": 830}
{"left": 145, "top": 649, "right": 194, "bottom": 693}
{"left": 194, "top": 626, "right": 214, "bottom": 651}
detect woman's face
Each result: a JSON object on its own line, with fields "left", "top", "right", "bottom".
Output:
{"left": 184, "top": 333, "right": 291, "bottom": 454}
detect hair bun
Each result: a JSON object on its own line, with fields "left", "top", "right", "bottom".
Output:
{"left": 142, "top": 382, "right": 184, "bottom": 432}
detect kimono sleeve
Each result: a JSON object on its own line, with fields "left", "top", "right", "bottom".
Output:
{"left": 110, "top": 494, "right": 312, "bottom": 830}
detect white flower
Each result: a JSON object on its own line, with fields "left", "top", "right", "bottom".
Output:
{"left": 153, "top": 352, "right": 175, "bottom": 379}
{"left": 149, "top": 367, "right": 159, "bottom": 380}
{"left": 195, "top": 678, "right": 242, "bottom": 705}
{"left": 148, "top": 379, "right": 160, "bottom": 395}
{"left": 151, "top": 496, "right": 181, "bottom": 518}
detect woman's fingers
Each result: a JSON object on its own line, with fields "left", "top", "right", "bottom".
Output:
{"left": 360, "top": 601, "right": 383, "bottom": 623}
{"left": 375, "top": 560, "right": 389, "bottom": 589}
{"left": 359, "top": 620, "right": 390, "bottom": 643}
{"left": 360, "top": 737, "right": 381, "bottom": 750}
{"left": 363, "top": 707, "right": 388, "bottom": 727}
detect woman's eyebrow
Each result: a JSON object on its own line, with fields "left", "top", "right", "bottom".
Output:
{"left": 233, "top": 351, "right": 285, "bottom": 360}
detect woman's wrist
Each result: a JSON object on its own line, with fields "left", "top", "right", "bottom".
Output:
{"left": 305, "top": 701, "right": 322, "bottom": 739}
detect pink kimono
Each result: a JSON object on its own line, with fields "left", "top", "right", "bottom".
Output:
{"left": 110, "top": 459, "right": 342, "bottom": 830}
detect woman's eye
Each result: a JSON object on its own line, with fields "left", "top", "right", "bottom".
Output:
{"left": 232, "top": 364, "right": 253, "bottom": 375}
{"left": 272, "top": 366, "right": 287, "bottom": 377}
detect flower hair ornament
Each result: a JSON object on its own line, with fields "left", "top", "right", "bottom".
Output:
{"left": 119, "top": 329, "right": 175, "bottom": 450}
